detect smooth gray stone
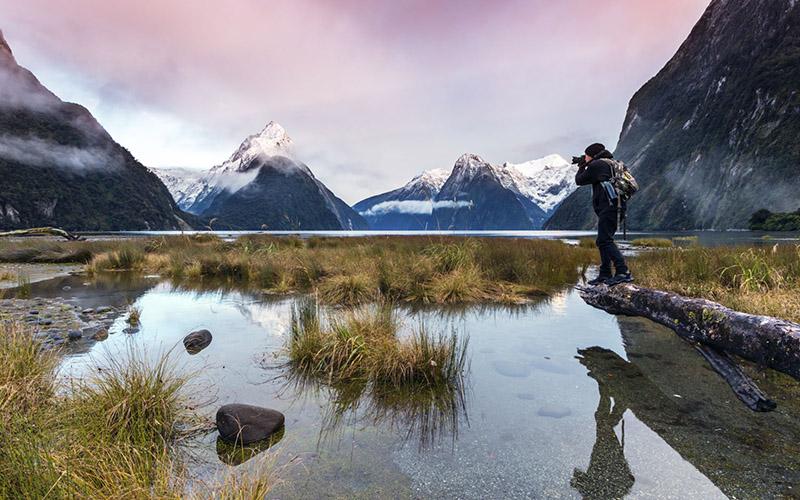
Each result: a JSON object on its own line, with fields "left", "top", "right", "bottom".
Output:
{"left": 183, "top": 329, "right": 213, "bottom": 354}
{"left": 216, "top": 404, "right": 285, "bottom": 445}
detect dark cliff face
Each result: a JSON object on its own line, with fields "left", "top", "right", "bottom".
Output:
{"left": 0, "top": 30, "right": 195, "bottom": 231}
{"left": 546, "top": 0, "right": 800, "bottom": 230}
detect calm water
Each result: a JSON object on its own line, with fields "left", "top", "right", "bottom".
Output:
{"left": 32, "top": 275, "right": 800, "bottom": 499}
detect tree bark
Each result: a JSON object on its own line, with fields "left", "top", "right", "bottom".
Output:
{"left": 577, "top": 284, "right": 800, "bottom": 381}
{"left": 0, "top": 227, "right": 83, "bottom": 241}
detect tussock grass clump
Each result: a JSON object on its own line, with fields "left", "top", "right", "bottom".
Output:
{"left": 318, "top": 273, "right": 376, "bottom": 305}
{"left": 127, "top": 304, "right": 142, "bottom": 326}
{"left": 633, "top": 245, "right": 800, "bottom": 322}
{"left": 89, "top": 246, "right": 145, "bottom": 272}
{"left": 66, "top": 352, "right": 190, "bottom": 449}
{"left": 631, "top": 238, "right": 673, "bottom": 248}
{"left": 0, "top": 323, "right": 58, "bottom": 414}
{"left": 578, "top": 237, "right": 597, "bottom": 249}
{"left": 288, "top": 299, "right": 468, "bottom": 391}
{"left": 0, "top": 323, "right": 275, "bottom": 498}
{"left": 427, "top": 265, "right": 486, "bottom": 303}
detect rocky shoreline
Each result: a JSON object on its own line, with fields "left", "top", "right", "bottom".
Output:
{"left": 0, "top": 297, "right": 126, "bottom": 352}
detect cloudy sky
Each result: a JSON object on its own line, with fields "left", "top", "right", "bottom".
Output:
{"left": 1, "top": 0, "right": 710, "bottom": 203}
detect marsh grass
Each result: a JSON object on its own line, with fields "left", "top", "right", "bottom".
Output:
{"left": 22, "top": 235, "right": 594, "bottom": 305}
{"left": 127, "top": 304, "right": 142, "bottom": 326}
{"left": 0, "top": 324, "right": 275, "bottom": 498}
{"left": 633, "top": 244, "right": 800, "bottom": 322}
{"left": 284, "top": 299, "right": 468, "bottom": 449}
{"left": 288, "top": 298, "right": 468, "bottom": 392}
{"left": 631, "top": 238, "right": 674, "bottom": 248}
{"left": 89, "top": 245, "right": 145, "bottom": 272}
{"left": 578, "top": 237, "right": 596, "bottom": 249}
{"left": 15, "top": 273, "right": 31, "bottom": 298}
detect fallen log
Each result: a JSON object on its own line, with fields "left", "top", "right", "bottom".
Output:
{"left": 693, "top": 344, "right": 776, "bottom": 412}
{"left": 577, "top": 283, "right": 800, "bottom": 381}
{"left": 0, "top": 227, "right": 84, "bottom": 241}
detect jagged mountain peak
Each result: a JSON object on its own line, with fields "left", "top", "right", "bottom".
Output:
{"left": 216, "top": 121, "right": 295, "bottom": 174}
{"left": 454, "top": 153, "right": 488, "bottom": 169}
{"left": 409, "top": 168, "right": 449, "bottom": 190}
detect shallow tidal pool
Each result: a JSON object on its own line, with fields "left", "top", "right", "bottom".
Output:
{"left": 36, "top": 275, "right": 800, "bottom": 499}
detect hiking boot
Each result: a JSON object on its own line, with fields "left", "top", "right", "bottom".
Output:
{"left": 607, "top": 272, "right": 634, "bottom": 286}
{"left": 587, "top": 275, "right": 611, "bottom": 286}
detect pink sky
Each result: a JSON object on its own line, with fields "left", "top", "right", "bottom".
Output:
{"left": 1, "top": 0, "right": 711, "bottom": 202}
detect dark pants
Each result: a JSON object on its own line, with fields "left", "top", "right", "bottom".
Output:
{"left": 596, "top": 208, "right": 628, "bottom": 277}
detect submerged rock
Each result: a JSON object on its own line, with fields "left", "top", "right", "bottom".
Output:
{"left": 183, "top": 329, "right": 212, "bottom": 354}
{"left": 216, "top": 426, "right": 285, "bottom": 465}
{"left": 91, "top": 328, "right": 109, "bottom": 341}
{"left": 216, "top": 404, "right": 285, "bottom": 445}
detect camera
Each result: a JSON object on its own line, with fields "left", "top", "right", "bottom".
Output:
{"left": 572, "top": 155, "right": 587, "bottom": 167}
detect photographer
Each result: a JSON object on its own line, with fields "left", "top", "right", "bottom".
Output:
{"left": 574, "top": 143, "right": 633, "bottom": 286}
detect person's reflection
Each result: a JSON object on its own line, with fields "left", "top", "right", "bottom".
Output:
{"left": 571, "top": 384, "right": 634, "bottom": 499}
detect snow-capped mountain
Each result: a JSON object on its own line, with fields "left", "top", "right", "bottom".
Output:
{"left": 354, "top": 153, "right": 576, "bottom": 230}
{"left": 151, "top": 167, "right": 206, "bottom": 209}
{"left": 352, "top": 168, "right": 449, "bottom": 230}
{"left": 155, "top": 122, "right": 367, "bottom": 231}
{"left": 433, "top": 153, "right": 547, "bottom": 230}
{"left": 499, "top": 154, "right": 577, "bottom": 213}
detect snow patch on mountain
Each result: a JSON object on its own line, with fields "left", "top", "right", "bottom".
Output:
{"left": 499, "top": 154, "right": 577, "bottom": 212}
{"left": 214, "top": 121, "right": 296, "bottom": 175}
{"left": 408, "top": 168, "right": 449, "bottom": 193}
{"left": 151, "top": 167, "right": 205, "bottom": 208}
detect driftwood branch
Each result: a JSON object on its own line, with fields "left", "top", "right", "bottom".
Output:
{"left": 577, "top": 283, "right": 800, "bottom": 411}
{"left": 0, "top": 227, "right": 84, "bottom": 241}
{"left": 693, "top": 344, "right": 776, "bottom": 411}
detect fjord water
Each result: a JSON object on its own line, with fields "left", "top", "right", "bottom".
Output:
{"left": 45, "top": 276, "right": 800, "bottom": 499}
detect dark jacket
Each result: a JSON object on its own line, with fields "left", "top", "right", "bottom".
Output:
{"left": 575, "top": 149, "right": 623, "bottom": 214}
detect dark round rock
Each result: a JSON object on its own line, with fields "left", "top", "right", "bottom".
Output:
{"left": 67, "top": 330, "right": 82, "bottom": 341}
{"left": 183, "top": 329, "right": 213, "bottom": 354}
{"left": 216, "top": 404, "right": 285, "bottom": 445}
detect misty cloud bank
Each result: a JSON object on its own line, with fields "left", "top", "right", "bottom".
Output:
{"left": 360, "top": 199, "right": 473, "bottom": 216}
{"left": 0, "top": 135, "right": 123, "bottom": 171}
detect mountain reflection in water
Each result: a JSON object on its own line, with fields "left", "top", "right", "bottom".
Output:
{"left": 37, "top": 275, "right": 800, "bottom": 498}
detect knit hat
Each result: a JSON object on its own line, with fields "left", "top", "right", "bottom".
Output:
{"left": 585, "top": 143, "right": 606, "bottom": 158}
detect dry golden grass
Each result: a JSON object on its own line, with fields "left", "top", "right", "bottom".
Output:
{"left": 12, "top": 235, "right": 593, "bottom": 305}
{"left": 631, "top": 238, "right": 674, "bottom": 248}
{"left": 632, "top": 244, "right": 800, "bottom": 322}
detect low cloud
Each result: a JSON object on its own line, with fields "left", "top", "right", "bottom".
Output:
{"left": 0, "top": 135, "right": 122, "bottom": 170}
{"left": 360, "top": 199, "right": 473, "bottom": 216}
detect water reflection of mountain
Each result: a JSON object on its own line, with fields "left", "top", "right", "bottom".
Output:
{"left": 577, "top": 316, "right": 800, "bottom": 498}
